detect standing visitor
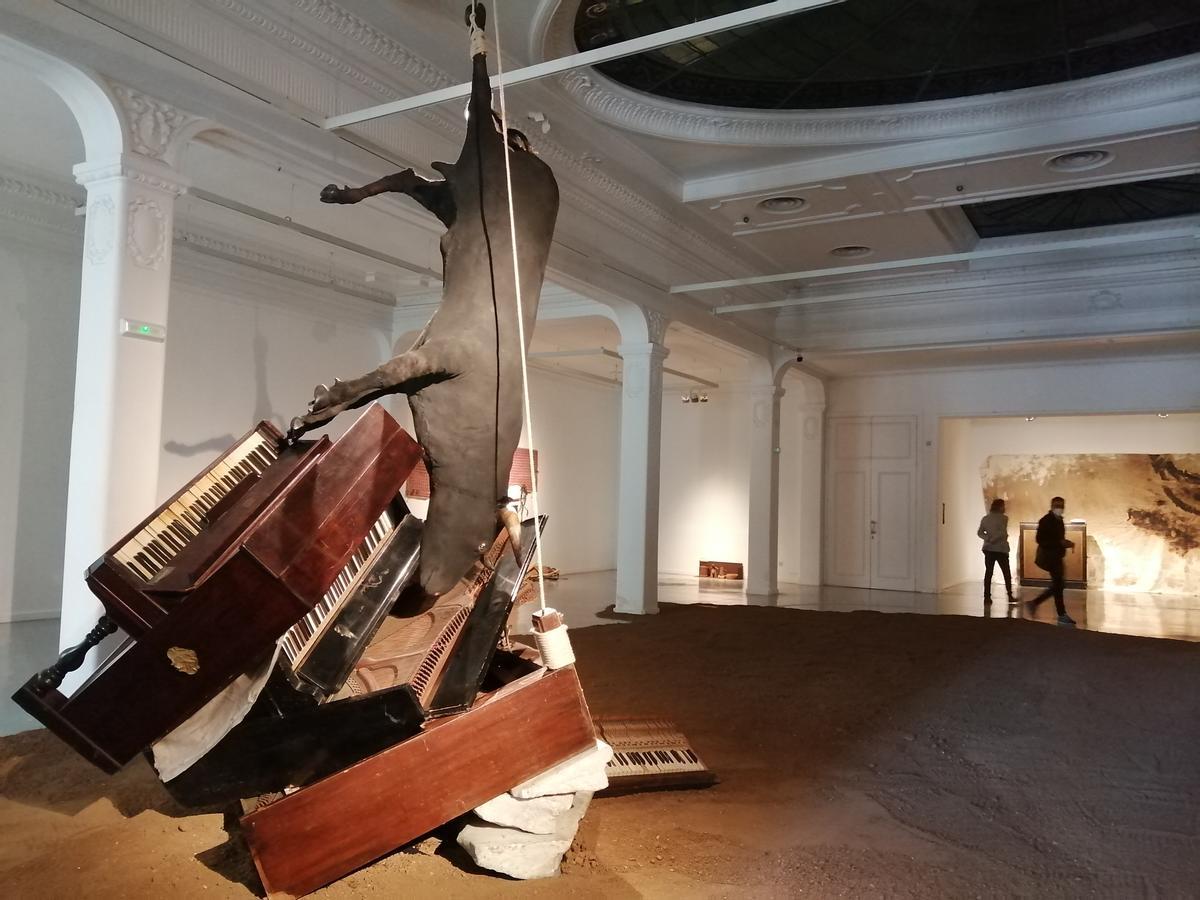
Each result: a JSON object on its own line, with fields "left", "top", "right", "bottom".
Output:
{"left": 1027, "top": 496, "right": 1077, "bottom": 626}
{"left": 977, "top": 498, "right": 1016, "bottom": 606}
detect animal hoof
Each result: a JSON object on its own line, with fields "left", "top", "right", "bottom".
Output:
{"left": 288, "top": 415, "right": 307, "bottom": 436}
{"left": 319, "top": 184, "right": 344, "bottom": 204}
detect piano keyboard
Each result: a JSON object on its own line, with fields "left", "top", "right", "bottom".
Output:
{"left": 594, "top": 717, "right": 717, "bottom": 795}
{"left": 113, "top": 430, "right": 281, "bottom": 582}
{"left": 280, "top": 508, "right": 397, "bottom": 671}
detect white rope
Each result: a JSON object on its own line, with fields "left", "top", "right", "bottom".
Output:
{"left": 490, "top": 0, "right": 548, "bottom": 614}
{"left": 532, "top": 611, "right": 576, "bottom": 669}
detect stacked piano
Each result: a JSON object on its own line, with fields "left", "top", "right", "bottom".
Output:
{"left": 13, "top": 404, "right": 596, "bottom": 898}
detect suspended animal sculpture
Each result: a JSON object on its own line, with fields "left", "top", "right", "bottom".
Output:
{"left": 289, "top": 4, "right": 558, "bottom": 596}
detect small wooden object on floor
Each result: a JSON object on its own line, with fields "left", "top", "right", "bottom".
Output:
{"left": 594, "top": 716, "right": 717, "bottom": 796}
{"left": 240, "top": 663, "right": 595, "bottom": 899}
{"left": 698, "top": 560, "right": 743, "bottom": 580}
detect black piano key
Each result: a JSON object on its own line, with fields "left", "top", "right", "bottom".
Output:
{"left": 155, "top": 528, "right": 184, "bottom": 553}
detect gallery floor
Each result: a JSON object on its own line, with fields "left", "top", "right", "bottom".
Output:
{"left": 3, "top": 591, "right": 1198, "bottom": 898}
{"left": 4, "top": 574, "right": 1196, "bottom": 738}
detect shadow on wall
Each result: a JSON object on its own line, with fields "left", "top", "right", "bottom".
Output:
{"left": 163, "top": 331, "right": 282, "bottom": 458}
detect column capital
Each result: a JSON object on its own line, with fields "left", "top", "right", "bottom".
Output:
{"left": 73, "top": 154, "right": 190, "bottom": 196}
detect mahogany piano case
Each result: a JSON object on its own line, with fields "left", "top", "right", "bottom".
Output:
{"left": 13, "top": 404, "right": 421, "bottom": 772}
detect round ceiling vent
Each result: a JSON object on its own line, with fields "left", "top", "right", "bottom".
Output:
{"left": 756, "top": 196, "right": 807, "bottom": 214}
{"left": 830, "top": 245, "right": 873, "bottom": 258}
{"left": 1045, "top": 149, "right": 1114, "bottom": 172}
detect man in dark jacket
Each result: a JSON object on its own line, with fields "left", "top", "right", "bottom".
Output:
{"left": 1027, "top": 495, "right": 1076, "bottom": 626}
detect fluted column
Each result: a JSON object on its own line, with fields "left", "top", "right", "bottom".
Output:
{"left": 59, "top": 153, "right": 188, "bottom": 681}
{"left": 746, "top": 383, "right": 785, "bottom": 598}
{"left": 614, "top": 340, "right": 669, "bottom": 615}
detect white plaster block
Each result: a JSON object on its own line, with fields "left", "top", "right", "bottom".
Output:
{"left": 457, "top": 792, "right": 592, "bottom": 879}
{"left": 509, "top": 739, "right": 613, "bottom": 799}
{"left": 473, "top": 791, "right": 574, "bottom": 835}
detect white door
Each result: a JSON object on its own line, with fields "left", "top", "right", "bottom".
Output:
{"left": 826, "top": 418, "right": 871, "bottom": 588}
{"left": 869, "top": 417, "right": 916, "bottom": 591}
{"left": 826, "top": 416, "right": 917, "bottom": 591}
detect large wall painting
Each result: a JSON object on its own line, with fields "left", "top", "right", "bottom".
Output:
{"left": 981, "top": 454, "right": 1199, "bottom": 596}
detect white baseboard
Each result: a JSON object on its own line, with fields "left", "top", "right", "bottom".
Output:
{"left": 0, "top": 608, "right": 60, "bottom": 624}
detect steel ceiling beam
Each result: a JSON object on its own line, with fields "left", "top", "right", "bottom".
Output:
{"left": 675, "top": 226, "right": 1200, "bottom": 296}
{"left": 321, "top": 0, "right": 845, "bottom": 130}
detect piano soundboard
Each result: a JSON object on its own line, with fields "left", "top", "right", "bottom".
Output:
{"left": 593, "top": 717, "right": 717, "bottom": 796}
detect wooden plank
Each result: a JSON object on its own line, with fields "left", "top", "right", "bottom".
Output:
{"left": 241, "top": 666, "right": 595, "bottom": 898}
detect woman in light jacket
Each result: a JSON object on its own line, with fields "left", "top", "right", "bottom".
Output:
{"left": 977, "top": 498, "right": 1016, "bottom": 605}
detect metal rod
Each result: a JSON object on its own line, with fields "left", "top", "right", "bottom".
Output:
{"left": 189, "top": 188, "right": 442, "bottom": 282}
{"left": 715, "top": 256, "right": 1200, "bottom": 313}
{"left": 322, "top": 0, "right": 844, "bottom": 129}
{"left": 529, "top": 346, "right": 719, "bottom": 388}
{"left": 674, "top": 228, "right": 1200, "bottom": 294}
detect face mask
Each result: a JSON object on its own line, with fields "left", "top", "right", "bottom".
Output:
{"left": 1051, "top": 507, "right": 1064, "bottom": 518}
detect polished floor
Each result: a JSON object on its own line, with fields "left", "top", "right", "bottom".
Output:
{"left": 4, "top": 574, "right": 1197, "bottom": 737}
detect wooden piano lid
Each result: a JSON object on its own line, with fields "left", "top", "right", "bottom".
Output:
{"left": 14, "top": 404, "right": 424, "bottom": 773}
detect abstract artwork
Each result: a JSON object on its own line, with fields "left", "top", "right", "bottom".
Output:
{"left": 981, "top": 454, "right": 1199, "bottom": 596}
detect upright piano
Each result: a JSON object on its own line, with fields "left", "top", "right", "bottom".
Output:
{"left": 14, "top": 404, "right": 423, "bottom": 771}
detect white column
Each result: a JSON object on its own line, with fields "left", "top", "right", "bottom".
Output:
{"left": 60, "top": 154, "right": 187, "bottom": 668}
{"left": 614, "top": 340, "right": 668, "bottom": 615}
{"left": 746, "top": 383, "right": 784, "bottom": 597}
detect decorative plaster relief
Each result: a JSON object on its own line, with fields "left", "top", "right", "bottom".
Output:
{"left": 84, "top": 195, "right": 116, "bottom": 265}
{"left": 113, "top": 86, "right": 191, "bottom": 161}
{"left": 645, "top": 308, "right": 669, "bottom": 344}
{"left": 538, "top": 1, "right": 1200, "bottom": 147}
{"left": 127, "top": 197, "right": 167, "bottom": 269}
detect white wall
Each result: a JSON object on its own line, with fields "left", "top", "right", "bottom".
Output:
{"left": 827, "top": 354, "right": 1200, "bottom": 593}
{"left": 938, "top": 417, "right": 976, "bottom": 591}
{"left": 658, "top": 370, "right": 824, "bottom": 585}
{"left": 0, "top": 223, "right": 81, "bottom": 621}
{"left": 659, "top": 389, "right": 751, "bottom": 576}
{"left": 939, "top": 412, "right": 1200, "bottom": 591}
{"left": 159, "top": 252, "right": 394, "bottom": 501}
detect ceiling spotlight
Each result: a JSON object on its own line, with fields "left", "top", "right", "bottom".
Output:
{"left": 699, "top": 392, "right": 709, "bottom": 403}
{"left": 1046, "top": 149, "right": 1114, "bottom": 172}
{"left": 830, "top": 245, "right": 872, "bottom": 258}
{"left": 757, "top": 196, "right": 807, "bottom": 215}
{"left": 1025, "top": 416, "right": 1037, "bottom": 422}
{"left": 681, "top": 393, "right": 691, "bottom": 403}
{"left": 1157, "top": 413, "right": 1170, "bottom": 418}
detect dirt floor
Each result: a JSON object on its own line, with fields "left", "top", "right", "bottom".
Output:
{"left": 2, "top": 604, "right": 1199, "bottom": 899}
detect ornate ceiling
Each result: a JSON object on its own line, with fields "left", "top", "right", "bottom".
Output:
{"left": 575, "top": 0, "right": 1200, "bottom": 109}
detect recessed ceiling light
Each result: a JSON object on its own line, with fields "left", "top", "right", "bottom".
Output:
{"left": 757, "top": 196, "right": 807, "bottom": 214}
{"left": 1045, "top": 149, "right": 1114, "bottom": 172}
{"left": 830, "top": 245, "right": 873, "bottom": 258}
{"left": 1025, "top": 416, "right": 1037, "bottom": 422}
{"left": 1157, "top": 413, "right": 1170, "bottom": 418}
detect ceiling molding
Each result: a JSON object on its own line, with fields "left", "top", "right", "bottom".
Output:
{"left": 538, "top": 2, "right": 1200, "bottom": 150}
{"left": 174, "top": 226, "right": 397, "bottom": 306}
{"left": 89, "top": 0, "right": 782, "bottom": 311}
